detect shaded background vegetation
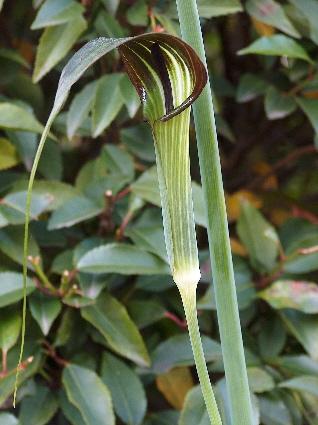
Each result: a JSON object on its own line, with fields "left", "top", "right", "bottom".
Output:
{"left": 0, "top": 0, "right": 318, "bottom": 424}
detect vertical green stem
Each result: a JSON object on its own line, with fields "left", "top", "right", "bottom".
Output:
{"left": 14, "top": 116, "right": 53, "bottom": 406}
{"left": 176, "top": 1, "right": 254, "bottom": 424}
{"left": 180, "top": 286, "right": 222, "bottom": 425}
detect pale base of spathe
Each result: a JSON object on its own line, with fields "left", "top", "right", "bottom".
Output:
{"left": 173, "top": 267, "right": 201, "bottom": 292}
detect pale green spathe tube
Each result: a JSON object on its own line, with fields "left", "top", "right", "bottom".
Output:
{"left": 153, "top": 109, "right": 200, "bottom": 289}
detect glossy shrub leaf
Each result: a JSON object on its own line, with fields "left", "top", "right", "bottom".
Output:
{"left": 151, "top": 334, "right": 222, "bottom": 374}
{"left": 48, "top": 195, "right": 103, "bottom": 230}
{"left": 264, "top": 87, "right": 297, "bottom": 120}
{"left": 273, "top": 355, "right": 318, "bottom": 377}
{"left": 0, "top": 272, "right": 35, "bottom": 307}
{"left": 120, "top": 124, "right": 154, "bottom": 161}
{"left": 0, "top": 309, "right": 21, "bottom": 352}
{"left": 77, "top": 243, "right": 169, "bottom": 275}
{"left": 247, "top": 367, "right": 275, "bottom": 393}
{"left": 179, "top": 386, "right": 209, "bottom": 425}
{"left": 31, "top": 0, "right": 84, "bottom": 29}
{"left": 259, "top": 394, "right": 292, "bottom": 425}
{"left": 131, "top": 167, "right": 206, "bottom": 227}
{"left": 130, "top": 166, "right": 161, "bottom": 205}
{"left": 126, "top": 0, "right": 148, "bottom": 26}
{"left": 125, "top": 209, "right": 168, "bottom": 262}
{"left": 3, "top": 191, "right": 53, "bottom": 220}
{"left": 102, "top": 144, "right": 135, "bottom": 183}
{"left": 0, "top": 226, "right": 39, "bottom": 268}
{"left": 101, "top": 352, "right": 147, "bottom": 425}
{"left": 281, "top": 310, "right": 318, "bottom": 360}
{"left": 237, "top": 202, "right": 279, "bottom": 272}
{"left": 196, "top": 0, "right": 242, "bottom": 18}
{"left": 238, "top": 35, "right": 312, "bottom": 62}
{"left": 66, "top": 81, "right": 97, "bottom": 139}
{"left": 128, "top": 300, "right": 165, "bottom": 328}
{"left": 62, "top": 364, "right": 115, "bottom": 425}
{"left": 92, "top": 73, "right": 124, "bottom": 137}
{"left": 0, "top": 413, "right": 19, "bottom": 425}
{"left": 144, "top": 411, "right": 179, "bottom": 425}
{"left": 120, "top": 74, "right": 140, "bottom": 118}
{"left": 59, "top": 390, "right": 87, "bottom": 425}
{"left": 29, "top": 294, "right": 62, "bottom": 335}
{"left": 288, "top": 0, "right": 318, "bottom": 44}
{"left": 0, "top": 138, "right": 19, "bottom": 171}
{"left": 246, "top": 0, "right": 300, "bottom": 38}
{"left": 0, "top": 354, "right": 41, "bottom": 406}
{"left": 260, "top": 280, "right": 318, "bottom": 313}
{"left": 19, "top": 384, "right": 58, "bottom": 425}
{"left": 156, "top": 367, "right": 193, "bottom": 409}
{"left": 296, "top": 97, "right": 318, "bottom": 134}
{"left": 0, "top": 103, "right": 43, "bottom": 133}
{"left": 81, "top": 293, "right": 150, "bottom": 367}
{"left": 236, "top": 74, "right": 267, "bottom": 102}
{"left": 258, "top": 316, "right": 286, "bottom": 359}
{"left": 33, "top": 16, "right": 87, "bottom": 82}
{"left": 279, "top": 375, "right": 318, "bottom": 397}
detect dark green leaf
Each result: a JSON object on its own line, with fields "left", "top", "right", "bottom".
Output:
{"left": 33, "top": 16, "right": 87, "bottom": 82}
{"left": 81, "top": 293, "right": 150, "bottom": 367}
{"left": 198, "top": 0, "right": 242, "bottom": 18}
{"left": 279, "top": 375, "right": 318, "bottom": 397}
{"left": 264, "top": 87, "right": 297, "bottom": 120}
{"left": 92, "top": 74, "right": 124, "bottom": 137}
{"left": 59, "top": 390, "right": 87, "bottom": 425}
{"left": 179, "top": 386, "right": 209, "bottom": 425}
{"left": 101, "top": 352, "right": 147, "bottom": 425}
{"left": 258, "top": 316, "right": 286, "bottom": 359}
{"left": 0, "top": 413, "right": 19, "bottom": 425}
{"left": 62, "top": 364, "right": 115, "bottom": 425}
{"left": 0, "top": 272, "right": 35, "bottom": 307}
{"left": 128, "top": 300, "right": 165, "bottom": 328}
{"left": 281, "top": 310, "right": 318, "bottom": 360}
{"left": 296, "top": 97, "right": 318, "bottom": 134}
{"left": 66, "top": 81, "right": 97, "bottom": 139}
{"left": 48, "top": 196, "right": 103, "bottom": 230}
{"left": 0, "top": 354, "right": 41, "bottom": 405}
{"left": 247, "top": 367, "right": 275, "bottom": 393}
{"left": 151, "top": 334, "right": 222, "bottom": 374}
{"left": 31, "top": 0, "right": 84, "bottom": 29}
{"left": 0, "top": 103, "right": 43, "bottom": 133}
{"left": 19, "top": 384, "right": 58, "bottom": 425}
{"left": 259, "top": 394, "right": 292, "bottom": 425}
{"left": 143, "top": 411, "right": 179, "bottom": 425}
{"left": 288, "top": 0, "right": 318, "bottom": 44}
{"left": 237, "top": 202, "right": 279, "bottom": 272}
{"left": 29, "top": 294, "right": 62, "bottom": 335}
{"left": 126, "top": 0, "right": 148, "bottom": 26}
{"left": 77, "top": 243, "right": 169, "bottom": 275}
{"left": 236, "top": 74, "right": 268, "bottom": 102}
{"left": 238, "top": 35, "right": 312, "bottom": 62}
{"left": 260, "top": 280, "right": 318, "bottom": 313}
{"left": 0, "top": 226, "right": 40, "bottom": 267}
{"left": 0, "top": 309, "right": 21, "bottom": 352}
{"left": 0, "top": 138, "right": 19, "bottom": 171}
{"left": 246, "top": 0, "right": 300, "bottom": 38}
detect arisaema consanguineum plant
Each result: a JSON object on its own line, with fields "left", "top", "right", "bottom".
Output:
{"left": 17, "top": 32, "right": 222, "bottom": 424}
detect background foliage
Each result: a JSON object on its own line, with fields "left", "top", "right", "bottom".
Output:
{"left": 0, "top": 0, "right": 318, "bottom": 424}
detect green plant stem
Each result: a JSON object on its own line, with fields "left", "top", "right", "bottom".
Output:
{"left": 176, "top": 1, "right": 254, "bottom": 424}
{"left": 180, "top": 287, "right": 222, "bottom": 425}
{"left": 14, "top": 116, "right": 53, "bottom": 406}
